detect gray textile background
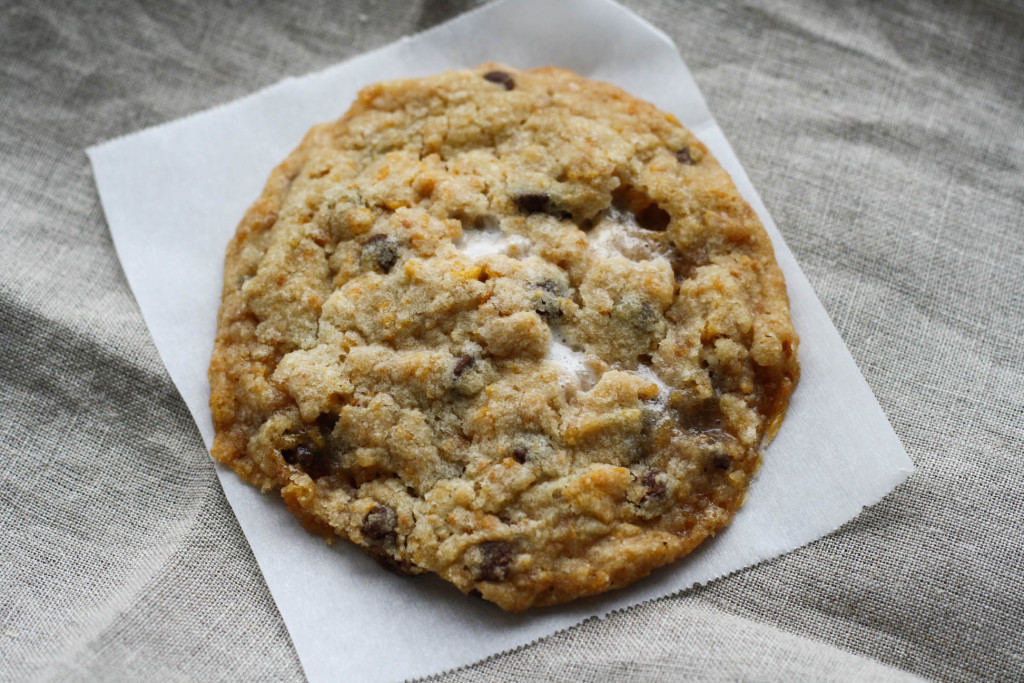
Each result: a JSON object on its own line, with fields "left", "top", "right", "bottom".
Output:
{"left": 2, "top": 0, "right": 1021, "bottom": 680}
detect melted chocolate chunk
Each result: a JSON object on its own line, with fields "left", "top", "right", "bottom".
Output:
{"left": 636, "top": 301, "right": 657, "bottom": 329}
{"left": 535, "top": 299, "right": 562, "bottom": 319}
{"left": 640, "top": 469, "right": 668, "bottom": 504}
{"left": 533, "top": 281, "right": 564, "bottom": 319}
{"left": 511, "top": 446, "right": 529, "bottom": 464}
{"left": 614, "top": 296, "right": 659, "bottom": 334}
{"left": 474, "top": 541, "right": 514, "bottom": 582}
{"left": 453, "top": 354, "right": 475, "bottom": 377}
{"left": 362, "top": 504, "right": 398, "bottom": 542}
{"left": 280, "top": 443, "right": 333, "bottom": 479}
{"left": 280, "top": 444, "right": 310, "bottom": 466}
{"left": 676, "top": 147, "right": 693, "bottom": 165}
{"left": 710, "top": 454, "right": 732, "bottom": 470}
{"left": 361, "top": 234, "right": 398, "bottom": 273}
{"left": 628, "top": 467, "right": 673, "bottom": 517}
{"left": 483, "top": 70, "right": 515, "bottom": 90}
{"left": 375, "top": 554, "right": 417, "bottom": 576}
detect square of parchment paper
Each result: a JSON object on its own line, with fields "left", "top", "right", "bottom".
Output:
{"left": 88, "top": 0, "right": 913, "bottom": 680}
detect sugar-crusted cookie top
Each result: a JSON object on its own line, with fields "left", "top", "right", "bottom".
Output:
{"left": 209, "top": 64, "right": 799, "bottom": 611}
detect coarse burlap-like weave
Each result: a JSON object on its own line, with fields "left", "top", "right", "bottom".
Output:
{"left": 2, "top": 0, "right": 1021, "bottom": 680}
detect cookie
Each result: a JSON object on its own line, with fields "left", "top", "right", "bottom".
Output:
{"left": 208, "top": 64, "right": 799, "bottom": 612}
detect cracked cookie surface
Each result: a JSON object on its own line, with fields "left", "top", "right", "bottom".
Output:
{"left": 208, "top": 64, "right": 799, "bottom": 612}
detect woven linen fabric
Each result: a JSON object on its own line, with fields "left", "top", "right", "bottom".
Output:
{"left": 1, "top": 0, "right": 1021, "bottom": 680}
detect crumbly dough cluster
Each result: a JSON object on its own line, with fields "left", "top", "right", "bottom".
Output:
{"left": 209, "top": 65, "right": 799, "bottom": 611}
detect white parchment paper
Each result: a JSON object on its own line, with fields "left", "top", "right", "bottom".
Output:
{"left": 88, "top": 0, "right": 914, "bottom": 680}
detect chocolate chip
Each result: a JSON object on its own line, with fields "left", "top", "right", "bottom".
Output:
{"left": 511, "top": 447, "right": 529, "bottom": 464}
{"left": 613, "top": 296, "right": 659, "bottom": 333}
{"left": 474, "top": 541, "right": 514, "bottom": 582}
{"left": 453, "top": 355, "right": 475, "bottom": 377}
{"left": 676, "top": 147, "right": 693, "bottom": 164}
{"left": 711, "top": 454, "right": 732, "bottom": 470}
{"left": 483, "top": 70, "right": 515, "bottom": 90}
{"left": 535, "top": 299, "right": 562, "bottom": 318}
{"left": 362, "top": 504, "right": 398, "bottom": 542}
{"left": 375, "top": 554, "right": 417, "bottom": 576}
{"left": 640, "top": 469, "right": 668, "bottom": 504}
{"left": 533, "top": 281, "right": 563, "bottom": 319}
{"left": 281, "top": 444, "right": 311, "bottom": 467}
{"left": 280, "top": 443, "right": 333, "bottom": 479}
{"left": 361, "top": 234, "right": 398, "bottom": 273}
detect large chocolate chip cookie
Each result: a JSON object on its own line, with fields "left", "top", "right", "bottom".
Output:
{"left": 209, "top": 64, "right": 799, "bottom": 611}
